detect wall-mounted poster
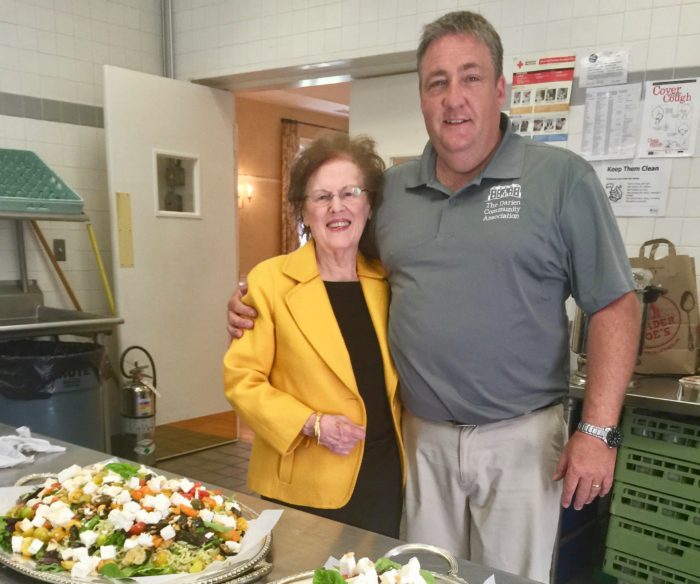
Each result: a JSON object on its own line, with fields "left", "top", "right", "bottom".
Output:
{"left": 581, "top": 83, "right": 641, "bottom": 161}
{"left": 578, "top": 49, "right": 629, "bottom": 88}
{"left": 510, "top": 53, "right": 575, "bottom": 143}
{"left": 592, "top": 159, "right": 672, "bottom": 217}
{"left": 638, "top": 78, "right": 699, "bottom": 158}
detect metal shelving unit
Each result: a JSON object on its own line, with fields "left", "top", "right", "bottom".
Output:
{"left": 0, "top": 211, "right": 122, "bottom": 340}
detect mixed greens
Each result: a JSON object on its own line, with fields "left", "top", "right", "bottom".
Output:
{"left": 0, "top": 462, "right": 247, "bottom": 579}
{"left": 313, "top": 553, "right": 436, "bottom": 584}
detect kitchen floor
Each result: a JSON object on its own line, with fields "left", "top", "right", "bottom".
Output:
{"left": 153, "top": 413, "right": 257, "bottom": 497}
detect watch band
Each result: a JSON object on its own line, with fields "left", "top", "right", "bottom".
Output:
{"left": 577, "top": 421, "right": 623, "bottom": 448}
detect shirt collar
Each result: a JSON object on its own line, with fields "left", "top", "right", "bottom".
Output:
{"left": 407, "top": 113, "right": 526, "bottom": 192}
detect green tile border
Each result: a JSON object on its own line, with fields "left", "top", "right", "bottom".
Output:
{"left": 0, "top": 91, "right": 103, "bottom": 128}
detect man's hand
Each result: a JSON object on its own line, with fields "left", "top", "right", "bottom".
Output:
{"left": 302, "top": 413, "right": 366, "bottom": 455}
{"left": 553, "top": 431, "right": 617, "bottom": 509}
{"left": 227, "top": 284, "right": 257, "bottom": 339}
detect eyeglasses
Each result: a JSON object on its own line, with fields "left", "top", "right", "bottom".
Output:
{"left": 305, "top": 185, "right": 368, "bottom": 206}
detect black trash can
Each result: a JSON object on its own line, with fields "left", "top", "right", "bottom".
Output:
{"left": 0, "top": 340, "right": 109, "bottom": 451}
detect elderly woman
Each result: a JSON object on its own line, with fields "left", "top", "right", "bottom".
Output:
{"left": 223, "top": 134, "right": 403, "bottom": 537}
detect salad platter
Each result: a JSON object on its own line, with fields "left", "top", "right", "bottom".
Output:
{"left": 272, "top": 544, "right": 468, "bottom": 584}
{"left": 0, "top": 462, "right": 274, "bottom": 584}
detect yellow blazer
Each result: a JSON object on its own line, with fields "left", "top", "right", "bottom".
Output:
{"left": 223, "top": 241, "right": 403, "bottom": 508}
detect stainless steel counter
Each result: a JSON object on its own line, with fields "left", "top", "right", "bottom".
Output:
{"left": 569, "top": 374, "right": 700, "bottom": 416}
{"left": 0, "top": 424, "right": 537, "bottom": 584}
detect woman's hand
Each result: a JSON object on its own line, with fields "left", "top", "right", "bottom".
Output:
{"left": 302, "top": 413, "right": 366, "bottom": 456}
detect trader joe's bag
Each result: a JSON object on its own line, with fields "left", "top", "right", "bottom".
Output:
{"left": 630, "top": 239, "right": 699, "bottom": 374}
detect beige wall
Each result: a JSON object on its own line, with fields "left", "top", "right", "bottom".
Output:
{"left": 235, "top": 97, "right": 348, "bottom": 276}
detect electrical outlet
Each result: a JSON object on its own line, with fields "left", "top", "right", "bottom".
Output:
{"left": 53, "top": 239, "right": 66, "bottom": 261}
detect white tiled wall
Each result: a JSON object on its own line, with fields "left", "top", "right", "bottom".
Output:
{"left": 0, "top": 0, "right": 161, "bottom": 106}
{"left": 0, "top": 0, "right": 161, "bottom": 316}
{"left": 3, "top": 0, "right": 699, "bottom": 314}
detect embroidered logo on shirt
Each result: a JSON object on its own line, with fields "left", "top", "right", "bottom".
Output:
{"left": 483, "top": 183, "right": 522, "bottom": 221}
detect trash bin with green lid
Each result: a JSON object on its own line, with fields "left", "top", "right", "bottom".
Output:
{"left": 0, "top": 340, "right": 109, "bottom": 451}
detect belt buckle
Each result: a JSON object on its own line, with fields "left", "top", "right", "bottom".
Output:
{"left": 449, "top": 420, "right": 477, "bottom": 428}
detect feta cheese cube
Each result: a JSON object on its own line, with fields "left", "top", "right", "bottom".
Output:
{"left": 57, "top": 464, "right": 82, "bottom": 483}
{"left": 146, "top": 476, "right": 164, "bottom": 492}
{"left": 72, "top": 547, "right": 89, "bottom": 562}
{"left": 199, "top": 509, "right": 214, "bottom": 523}
{"left": 123, "top": 500, "right": 141, "bottom": 514}
{"left": 27, "top": 538, "right": 43, "bottom": 556}
{"left": 128, "top": 476, "right": 141, "bottom": 489}
{"left": 11, "top": 536, "right": 23, "bottom": 554}
{"left": 170, "top": 492, "right": 190, "bottom": 507}
{"left": 115, "top": 490, "right": 132, "bottom": 505}
{"left": 339, "top": 552, "right": 357, "bottom": 577}
{"left": 79, "top": 530, "right": 98, "bottom": 548}
{"left": 136, "top": 533, "right": 154, "bottom": 548}
{"left": 107, "top": 509, "right": 134, "bottom": 532}
{"left": 224, "top": 540, "right": 241, "bottom": 553}
{"left": 100, "top": 545, "right": 117, "bottom": 560}
{"left": 71, "top": 556, "right": 100, "bottom": 579}
{"left": 101, "top": 472, "right": 122, "bottom": 484}
{"left": 160, "top": 524, "right": 176, "bottom": 541}
{"left": 213, "top": 513, "right": 237, "bottom": 528}
{"left": 83, "top": 481, "right": 98, "bottom": 495}
{"left": 179, "top": 478, "right": 194, "bottom": 493}
{"left": 123, "top": 538, "right": 139, "bottom": 550}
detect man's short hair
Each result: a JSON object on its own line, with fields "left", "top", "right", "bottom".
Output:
{"left": 417, "top": 11, "right": 504, "bottom": 81}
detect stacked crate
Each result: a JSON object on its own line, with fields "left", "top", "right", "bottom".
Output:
{"left": 603, "top": 408, "right": 700, "bottom": 584}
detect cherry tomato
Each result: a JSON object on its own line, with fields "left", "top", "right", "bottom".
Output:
{"left": 129, "top": 521, "right": 147, "bottom": 536}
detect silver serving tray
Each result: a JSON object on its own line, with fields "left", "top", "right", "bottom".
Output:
{"left": 272, "top": 544, "right": 468, "bottom": 584}
{"left": 1, "top": 472, "right": 273, "bottom": 584}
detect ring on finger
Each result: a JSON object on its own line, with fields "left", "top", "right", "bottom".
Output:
{"left": 592, "top": 483, "right": 601, "bottom": 489}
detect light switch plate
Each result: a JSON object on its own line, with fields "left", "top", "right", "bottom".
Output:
{"left": 53, "top": 238, "right": 66, "bottom": 261}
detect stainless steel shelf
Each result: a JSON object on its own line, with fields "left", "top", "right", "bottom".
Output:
{"left": 569, "top": 375, "right": 700, "bottom": 416}
{"left": 0, "top": 306, "right": 122, "bottom": 340}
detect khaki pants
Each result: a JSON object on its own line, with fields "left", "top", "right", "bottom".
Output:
{"left": 403, "top": 404, "right": 566, "bottom": 583}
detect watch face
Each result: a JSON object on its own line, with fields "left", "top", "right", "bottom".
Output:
{"left": 605, "top": 427, "right": 623, "bottom": 448}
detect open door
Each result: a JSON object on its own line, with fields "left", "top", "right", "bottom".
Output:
{"left": 104, "top": 66, "right": 236, "bottom": 426}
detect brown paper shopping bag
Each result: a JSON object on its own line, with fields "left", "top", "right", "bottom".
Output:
{"left": 630, "top": 239, "right": 699, "bottom": 374}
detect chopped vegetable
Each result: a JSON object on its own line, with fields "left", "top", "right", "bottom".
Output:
{"left": 0, "top": 462, "right": 247, "bottom": 578}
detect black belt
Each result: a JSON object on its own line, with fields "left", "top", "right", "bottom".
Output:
{"left": 447, "top": 399, "right": 562, "bottom": 428}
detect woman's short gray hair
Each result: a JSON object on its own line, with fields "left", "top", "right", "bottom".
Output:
{"left": 417, "top": 11, "right": 504, "bottom": 80}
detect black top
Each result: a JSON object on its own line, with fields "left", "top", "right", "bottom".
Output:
{"left": 324, "top": 281, "right": 394, "bottom": 443}
{"left": 264, "top": 280, "right": 403, "bottom": 537}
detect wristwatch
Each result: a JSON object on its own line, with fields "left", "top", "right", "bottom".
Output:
{"left": 577, "top": 421, "right": 623, "bottom": 448}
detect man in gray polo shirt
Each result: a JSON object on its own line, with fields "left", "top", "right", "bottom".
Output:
{"left": 228, "top": 10, "right": 640, "bottom": 583}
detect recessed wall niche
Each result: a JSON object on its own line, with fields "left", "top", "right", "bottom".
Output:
{"left": 155, "top": 152, "right": 199, "bottom": 216}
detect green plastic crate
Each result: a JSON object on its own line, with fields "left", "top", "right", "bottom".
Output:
{"left": 614, "top": 446, "right": 700, "bottom": 501}
{"left": 610, "top": 482, "right": 700, "bottom": 540}
{"left": 606, "top": 515, "right": 700, "bottom": 576}
{"left": 0, "top": 148, "right": 83, "bottom": 214}
{"left": 623, "top": 409, "right": 700, "bottom": 464}
{"left": 603, "top": 548, "right": 700, "bottom": 584}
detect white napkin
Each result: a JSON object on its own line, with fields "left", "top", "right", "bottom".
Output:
{"left": 0, "top": 426, "right": 66, "bottom": 468}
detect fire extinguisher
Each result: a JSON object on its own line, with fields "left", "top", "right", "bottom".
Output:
{"left": 119, "top": 346, "right": 160, "bottom": 464}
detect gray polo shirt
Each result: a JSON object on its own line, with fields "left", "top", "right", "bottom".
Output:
{"left": 372, "top": 115, "right": 635, "bottom": 425}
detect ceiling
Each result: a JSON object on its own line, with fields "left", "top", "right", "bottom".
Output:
{"left": 199, "top": 50, "right": 417, "bottom": 120}
{"left": 236, "top": 82, "right": 351, "bottom": 118}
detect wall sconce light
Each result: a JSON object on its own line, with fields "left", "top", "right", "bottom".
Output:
{"left": 238, "top": 182, "right": 253, "bottom": 208}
